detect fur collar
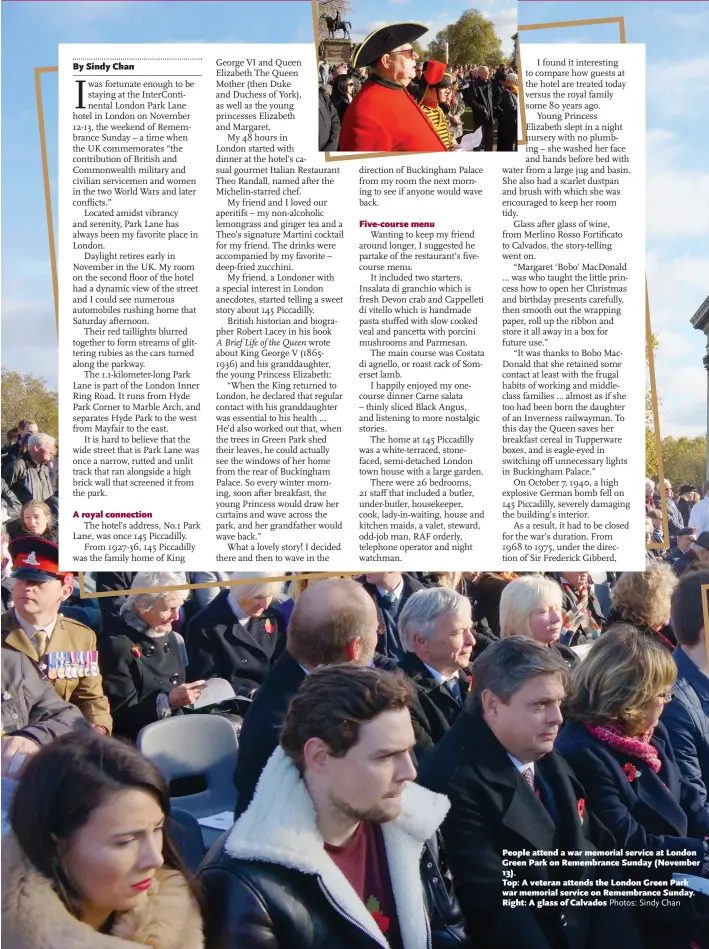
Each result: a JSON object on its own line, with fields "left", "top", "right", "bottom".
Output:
{"left": 1, "top": 834, "right": 203, "bottom": 949}
{"left": 225, "top": 746, "right": 450, "bottom": 949}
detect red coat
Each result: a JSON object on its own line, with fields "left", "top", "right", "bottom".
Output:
{"left": 339, "top": 76, "right": 447, "bottom": 152}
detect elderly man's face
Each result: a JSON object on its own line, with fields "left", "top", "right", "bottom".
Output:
{"left": 677, "top": 534, "right": 695, "bottom": 553}
{"left": 381, "top": 45, "right": 418, "bottom": 85}
{"left": 32, "top": 444, "right": 53, "bottom": 464}
{"left": 478, "top": 67, "right": 489, "bottom": 81}
{"left": 413, "top": 607, "right": 475, "bottom": 676}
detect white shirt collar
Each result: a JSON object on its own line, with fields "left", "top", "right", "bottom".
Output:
{"left": 14, "top": 610, "right": 59, "bottom": 642}
{"left": 423, "top": 663, "right": 459, "bottom": 686}
{"left": 507, "top": 754, "right": 535, "bottom": 777}
{"left": 375, "top": 578, "right": 404, "bottom": 600}
{"left": 227, "top": 590, "right": 251, "bottom": 626}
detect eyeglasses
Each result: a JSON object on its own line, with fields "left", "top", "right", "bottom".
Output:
{"left": 393, "top": 47, "right": 416, "bottom": 59}
{"left": 656, "top": 690, "right": 676, "bottom": 704}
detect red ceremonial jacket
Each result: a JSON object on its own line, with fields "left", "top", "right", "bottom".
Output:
{"left": 339, "top": 75, "right": 447, "bottom": 152}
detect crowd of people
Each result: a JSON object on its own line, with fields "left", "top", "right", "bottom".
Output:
{"left": 3, "top": 410, "right": 709, "bottom": 946}
{"left": 318, "top": 21, "right": 518, "bottom": 152}
{"left": 2, "top": 540, "right": 709, "bottom": 946}
{"left": 645, "top": 476, "right": 709, "bottom": 574}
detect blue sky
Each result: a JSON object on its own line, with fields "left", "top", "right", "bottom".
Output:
{"left": 519, "top": 1, "right": 709, "bottom": 440}
{"left": 1, "top": 0, "right": 706, "bottom": 441}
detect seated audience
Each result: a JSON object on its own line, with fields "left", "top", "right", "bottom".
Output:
{"left": 556, "top": 626, "right": 709, "bottom": 949}
{"left": 397, "top": 587, "right": 477, "bottom": 751}
{"left": 661, "top": 568, "right": 709, "bottom": 835}
{"left": 1, "top": 731, "right": 204, "bottom": 948}
{"left": 1, "top": 648, "right": 89, "bottom": 777}
{"left": 199, "top": 665, "right": 460, "bottom": 949}
{"left": 357, "top": 571, "right": 424, "bottom": 660}
{"left": 186, "top": 572, "right": 285, "bottom": 697}
{"left": 606, "top": 561, "right": 678, "bottom": 649}
{"left": 417, "top": 637, "right": 642, "bottom": 949}
{"left": 233, "top": 577, "right": 379, "bottom": 816}
{"left": 99, "top": 572, "right": 204, "bottom": 741}
{"left": 500, "top": 575, "right": 579, "bottom": 666}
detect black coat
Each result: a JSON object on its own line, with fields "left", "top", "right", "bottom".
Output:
{"left": 186, "top": 590, "right": 285, "bottom": 698}
{"left": 98, "top": 614, "right": 186, "bottom": 740}
{"left": 465, "top": 79, "right": 497, "bottom": 127}
{"left": 94, "top": 571, "right": 135, "bottom": 635}
{"left": 357, "top": 573, "right": 425, "bottom": 660}
{"left": 417, "top": 707, "right": 643, "bottom": 949}
{"left": 318, "top": 87, "right": 340, "bottom": 151}
{"left": 400, "top": 653, "right": 472, "bottom": 753}
{"left": 233, "top": 649, "right": 305, "bottom": 818}
{"left": 555, "top": 720, "right": 709, "bottom": 949}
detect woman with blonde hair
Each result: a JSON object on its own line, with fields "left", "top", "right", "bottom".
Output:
{"left": 606, "top": 561, "right": 678, "bottom": 649}
{"left": 499, "top": 575, "right": 578, "bottom": 666}
{"left": 556, "top": 626, "right": 709, "bottom": 949}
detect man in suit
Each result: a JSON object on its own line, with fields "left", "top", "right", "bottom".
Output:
{"left": 357, "top": 571, "right": 424, "bottom": 660}
{"left": 397, "top": 586, "right": 476, "bottom": 752}
{"left": 417, "top": 637, "right": 641, "bottom": 949}
{"left": 1, "top": 537, "right": 112, "bottom": 733}
{"left": 233, "top": 577, "right": 380, "bottom": 817}
{"left": 186, "top": 571, "right": 285, "bottom": 698}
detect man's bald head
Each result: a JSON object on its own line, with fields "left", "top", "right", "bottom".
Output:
{"left": 288, "top": 578, "right": 378, "bottom": 669}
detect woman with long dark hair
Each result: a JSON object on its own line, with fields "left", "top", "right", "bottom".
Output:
{"left": 2, "top": 731, "right": 204, "bottom": 948}
{"left": 330, "top": 73, "right": 355, "bottom": 122}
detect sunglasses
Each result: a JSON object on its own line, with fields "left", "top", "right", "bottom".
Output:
{"left": 393, "top": 47, "right": 416, "bottom": 59}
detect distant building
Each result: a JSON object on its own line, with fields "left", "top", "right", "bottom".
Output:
{"left": 692, "top": 295, "right": 709, "bottom": 477}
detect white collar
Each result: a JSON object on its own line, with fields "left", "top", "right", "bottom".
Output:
{"left": 422, "top": 662, "right": 459, "bottom": 686}
{"left": 226, "top": 747, "right": 449, "bottom": 949}
{"left": 14, "top": 610, "right": 59, "bottom": 641}
{"left": 507, "top": 754, "right": 534, "bottom": 777}
{"left": 227, "top": 590, "right": 251, "bottom": 625}
{"left": 375, "top": 579, "right": 404, "bottom": 600}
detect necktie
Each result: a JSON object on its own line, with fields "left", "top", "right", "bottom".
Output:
{"left": 445, "top": 677, "right": 462, "bottom": 705}
{"left": 33, "top": 629, "right": 48, "bottom": 658}
{"left": 522, "top": 767, "right": 540, "bottom": 798}
{"left": 383, "top": 591, "right": 396, "bottom": 603}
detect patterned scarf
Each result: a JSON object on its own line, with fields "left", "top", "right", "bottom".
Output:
{"left": 559, "top": 576, "right": 601, "bottom": 643}
{"left": 584, "top": 720, "right": 662, "bottom": 773}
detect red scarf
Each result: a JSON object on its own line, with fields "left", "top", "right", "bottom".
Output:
{"left": 584, "top": 720, "right": 662, "bottom": 773}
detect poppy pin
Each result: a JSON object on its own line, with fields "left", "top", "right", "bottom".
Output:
{"left": 264, "top": 620, "right": 274, "bottom": 634}
{"left": 623, "top": 763, "right": 640, "bottom": 782}
{"left": 467, "top": 675, "right": 473, "bottom": 689}
{"left": 130, "top": 646, "right": 143, "bottom": 663}
{"left": 577, "top": 798, "right": 585, "bottom": 822}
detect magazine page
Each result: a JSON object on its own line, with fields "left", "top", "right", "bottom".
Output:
{"left": 2, "top": 3, "right": 709, "bottom": 949}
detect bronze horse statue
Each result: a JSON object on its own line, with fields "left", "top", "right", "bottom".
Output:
{"left": 321, "top": 10, "right": 351, "bottom": 38}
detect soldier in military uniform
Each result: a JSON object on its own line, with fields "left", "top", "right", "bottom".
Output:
{"left": 1, "top": 537, "right": 112, "bottom": 733}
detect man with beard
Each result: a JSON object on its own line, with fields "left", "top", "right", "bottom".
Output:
{"left": 339, "top": 22, "right": 447, "bottom": 152}
{"left": 198, "top": 666, "right": 454, "bottom": 948}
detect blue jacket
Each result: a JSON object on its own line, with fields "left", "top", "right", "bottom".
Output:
{"left": 661, "top": 647, "right": 709, "bottom": 835}
{"left": 556, "top": 720, "right": 708, "bottom": 949}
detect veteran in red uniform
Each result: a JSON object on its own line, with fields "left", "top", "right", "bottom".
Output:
{"left": 339, "top": 22, "right": 447, "bottom": 153}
